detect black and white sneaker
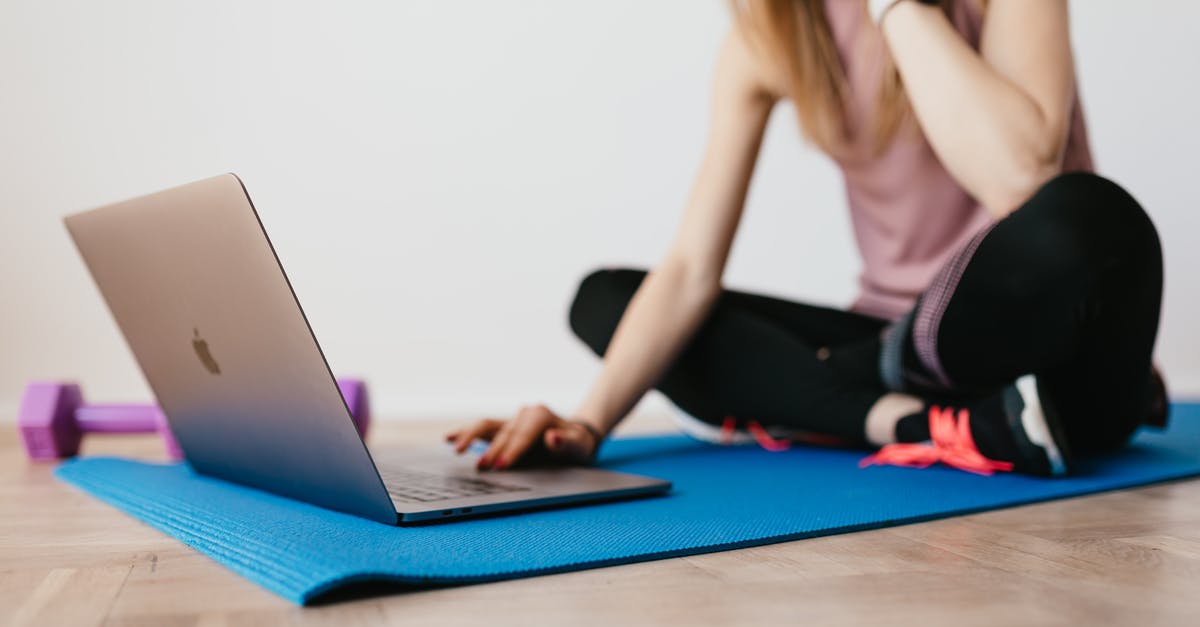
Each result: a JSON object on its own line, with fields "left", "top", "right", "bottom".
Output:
{"left": 862, "top": 374, "right": 1075, "bottom": 477}
{"left": 1003, "top": 369, "right": 1070, "bottom": 473}
{"left": 986, "top": 374, "right": 1075, "bottom": 477}
{"left": 667, "top": 405, "right": 815, "bottom": 452}
{"left": 668, "top": 403, "right": 757, "bottom": 445}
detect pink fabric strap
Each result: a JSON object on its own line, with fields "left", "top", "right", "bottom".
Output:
{"left": 721, "top": 416, "right": 792, "bottom": 452}
{"left": 859, "top": 406, "right": 1014, "bottom": 476}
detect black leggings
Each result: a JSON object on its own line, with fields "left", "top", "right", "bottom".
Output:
{"left": 567, "top": 173, "right": 1163, "bottom": 457}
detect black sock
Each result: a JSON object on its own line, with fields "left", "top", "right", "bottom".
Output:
{"left": 895, "top": 411, "right": 930, "bottom": 442}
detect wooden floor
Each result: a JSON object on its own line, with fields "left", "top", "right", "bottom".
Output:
{"left": 3, "top": 413, "right": 1200, "bottom": 627}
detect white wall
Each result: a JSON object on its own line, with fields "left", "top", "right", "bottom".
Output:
{"left": 2, "top": 0, "right": 1197, "bottom": 422}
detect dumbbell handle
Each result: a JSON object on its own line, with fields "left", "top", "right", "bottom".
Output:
{"left": 75, "top": 404, "right": 161, "bottom": 433}
{"left": 72, "top": 395, "right": 369, "bottom": 436}
{"left": 19, "top": 377, "right": 370, "bottom": 462}
{"left": 69, "top": 378, "right": 369, "bottom": 438}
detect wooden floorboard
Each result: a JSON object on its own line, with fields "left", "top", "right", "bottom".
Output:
{"left": 2, "top": 414, "right": 1197, "bottom": 626}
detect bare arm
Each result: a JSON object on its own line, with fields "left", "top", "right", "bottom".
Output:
{"left": 570, "top": 33, "right": 777, "bottom": 439}
{"left": 447, "top": 30, "right": 778, "bottom": 468}
{"left": 880, "top": 0, "right": 1076, "bottom": 217}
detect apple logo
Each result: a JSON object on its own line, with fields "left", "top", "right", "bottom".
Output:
{"left": 192, "top": 327, "right": 221, "bottom": 375}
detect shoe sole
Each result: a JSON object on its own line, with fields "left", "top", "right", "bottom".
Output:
{"left": 667, "top": 404, "right": 756, "bottom": 445}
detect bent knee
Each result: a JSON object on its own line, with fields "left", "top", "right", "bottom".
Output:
{"left": 1016, "top": 172, "right": 1160, "bottom": 269}
{"left": 1029, "top": 173, "right": 1156, "bottom": 241}
{"left": 567, "top": 267, "right": 646, "bottom": 352}
{"left": 568, "top": 268, "right": 612, "bottom": 341}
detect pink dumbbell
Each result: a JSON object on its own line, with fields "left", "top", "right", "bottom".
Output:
{"left": 17, "top": 378, "right": 371, "bottom": 461}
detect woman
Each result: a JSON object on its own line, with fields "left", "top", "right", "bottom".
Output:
{"left": 446, "top": 0, "right": 1165, "bottom": 477}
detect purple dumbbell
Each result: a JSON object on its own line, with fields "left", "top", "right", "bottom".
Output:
{"left": 17, "top": 378, "right": 371, "bottom": 461}
{"left": 337, "top": 378, "right": 371, "bottom": 439}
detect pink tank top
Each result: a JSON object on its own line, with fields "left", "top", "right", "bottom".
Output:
{"left": 822, "top": 0, "right": 1093, "bottom": 321}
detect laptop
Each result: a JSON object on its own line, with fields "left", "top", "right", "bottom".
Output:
{"left": 63, "top": 173, "right": 670, "bottom": 524}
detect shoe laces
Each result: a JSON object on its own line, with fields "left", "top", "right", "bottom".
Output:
{"left": 858, "top": 405, "right": 1014, "bottom": 476}
{"left": 720, "top": 416, "right": 791, "bottom": 452}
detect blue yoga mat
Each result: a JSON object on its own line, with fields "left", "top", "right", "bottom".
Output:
{"left": 56, "top": 403, "right": 1200, "bottom": 605}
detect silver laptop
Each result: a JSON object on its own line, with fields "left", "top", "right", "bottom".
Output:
{"left": 63, "top": 173, "right": 670, "bottom": 524}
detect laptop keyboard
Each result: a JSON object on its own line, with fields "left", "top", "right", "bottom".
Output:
{"left": 379, "top": 467, "right": 531, "bottom": 503}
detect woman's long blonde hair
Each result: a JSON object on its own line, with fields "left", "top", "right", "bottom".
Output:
{"left": 729, "top": 0, "right": 957, "bottom": 153}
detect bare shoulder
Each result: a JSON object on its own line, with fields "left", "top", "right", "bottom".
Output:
{"left": 977, "top": 0, "right": 1069, "bottom": 29}
{"left": 715, "top": 26, "right": 788, "bottom": 105}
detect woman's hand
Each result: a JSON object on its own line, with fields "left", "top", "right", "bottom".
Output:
{"left": 444, "top": 404, "right": 599, "bottom": 471}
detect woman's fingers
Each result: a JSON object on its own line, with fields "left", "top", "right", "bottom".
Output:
{"left": 451, "top": 429, "right": 475, "bottom": 454}
{"left": 463, "top": 405, "right": 590, "bottom": 470}
{"left": 493, "top": 418, "right": 549, "bottom": 470}
{"left": 451, "top": 419, "right": 502, "bottom": 454}
{"left": 476, "top": 405, "right": 557, "bottom": 470}
{"left": 479, "top": 420, "right": 517, "bottom": 469}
